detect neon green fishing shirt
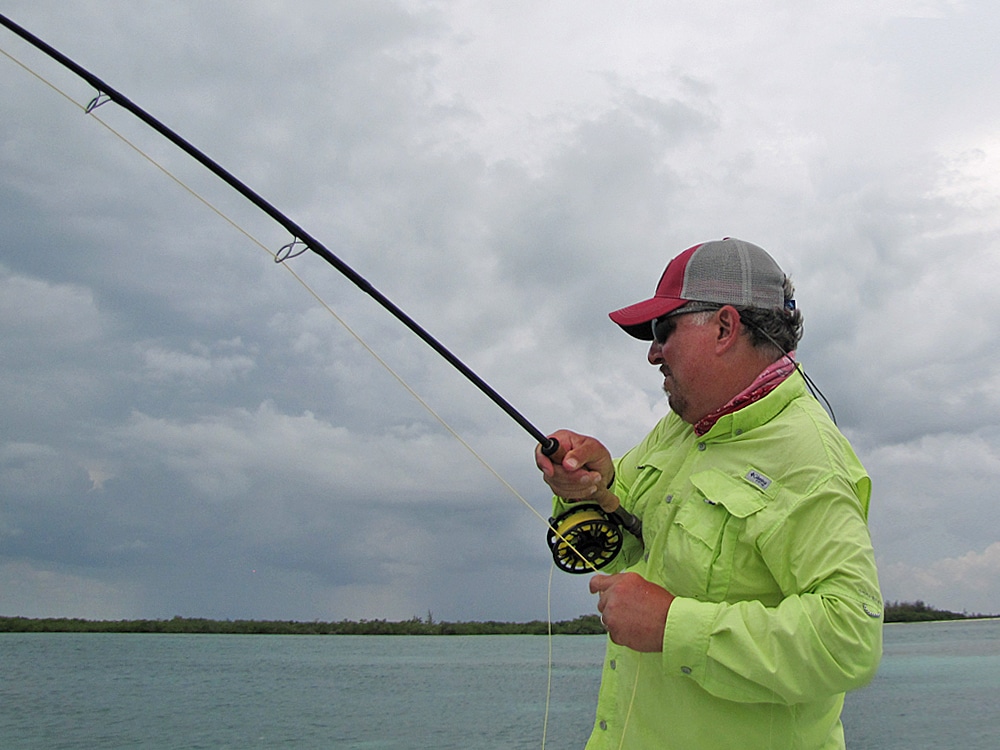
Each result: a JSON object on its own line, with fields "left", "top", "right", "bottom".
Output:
{"left": 555, "top": 373, "right": 882, "bottom": 749}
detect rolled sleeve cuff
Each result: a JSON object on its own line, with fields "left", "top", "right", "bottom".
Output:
{"left": 662, "top": 597, "right": 722, "bottom": 680}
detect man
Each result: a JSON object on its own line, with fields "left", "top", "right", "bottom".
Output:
{"left": 536, "top": 238, "right": 881, "bottom": 749}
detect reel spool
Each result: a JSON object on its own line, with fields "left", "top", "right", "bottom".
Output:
{"left": 546, "top": 503, "right": 624, "bottom": 574}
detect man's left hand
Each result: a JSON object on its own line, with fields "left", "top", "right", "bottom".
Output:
{"left": 590, "top": 572, "right": 674, "bottom": 652}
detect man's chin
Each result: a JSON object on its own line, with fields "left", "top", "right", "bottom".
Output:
{"left": 664, "top": 389, "right": 678, "bottom": 410}
{"left": 664, "top": 390, "right": 691, "bottom": 421}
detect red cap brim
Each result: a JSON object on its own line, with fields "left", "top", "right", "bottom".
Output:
{"left": 608, "top": 296, "right": 689, "bottom": 340}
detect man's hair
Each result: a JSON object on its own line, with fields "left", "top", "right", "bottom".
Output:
{"left": 735, "top": 276, "right": 803, "bottom": 355}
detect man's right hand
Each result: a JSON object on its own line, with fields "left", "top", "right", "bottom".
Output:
{"left": 535, "top": 429, "right": 615, "bottom": 501}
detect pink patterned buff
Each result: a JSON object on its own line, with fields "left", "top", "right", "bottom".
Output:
{"left": 694, "top": 355, "right": 798, "bottom": 436}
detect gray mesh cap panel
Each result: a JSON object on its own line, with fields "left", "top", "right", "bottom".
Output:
{"left": 680, "top": 238, "right": 785, "bottom": 309}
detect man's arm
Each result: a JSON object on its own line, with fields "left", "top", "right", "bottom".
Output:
{"left": 661, "top": 478, "right": 883, "bottom": 704}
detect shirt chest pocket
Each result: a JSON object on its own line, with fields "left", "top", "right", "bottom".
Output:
{"left": 663, "top": 469, "right": 768, "bottom": 599}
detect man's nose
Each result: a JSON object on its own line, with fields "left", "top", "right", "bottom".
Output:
{"left": 647, "top": 341, "right": 664, "bottom": 365}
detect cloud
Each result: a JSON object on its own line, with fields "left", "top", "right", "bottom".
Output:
{"left": 0, "top": 562, "right": 137, "bottom": 620}
{"left": 2, "top": 0, "right": 1000, "bottom": 621}
{"left": 0, "top": 265, "right": 102, "bottom": 345}
{"left": 880, "top": 542, "right": 1000, "bottom": 615}
{"left": 137, "top": 339, "right": 256, "bottom": 385}
{"left": 861, "top": 427, "right": 1000, "bottom": 616}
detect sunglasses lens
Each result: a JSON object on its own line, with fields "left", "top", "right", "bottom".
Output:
{"left": 651, "top": 305, "right": 720, "bottom": 343}
{"left": 652, "top": 317, "right": 673, "bottom": 344}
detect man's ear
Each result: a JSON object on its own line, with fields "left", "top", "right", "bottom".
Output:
{"left": 714, "top": 306, "right": 742, "bottom": 353}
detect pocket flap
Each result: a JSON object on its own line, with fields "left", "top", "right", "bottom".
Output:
{"left": 690, "top": 469, "right": 768, "bottom": 518}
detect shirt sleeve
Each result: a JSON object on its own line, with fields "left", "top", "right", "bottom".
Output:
{"left": 661, "top": 474, "right": 883, "bottom": 704}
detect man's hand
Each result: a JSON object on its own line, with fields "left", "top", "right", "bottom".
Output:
{"left": 535, "top": 429, "right": 615, "bottom": 501}
{"left": 591, "top": 572, "right": 674, "bottom": 652}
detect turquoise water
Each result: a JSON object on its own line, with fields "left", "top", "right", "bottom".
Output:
{"left": 1, "top": 632, "right": 600, "bottom": 749}
{"left": 842, "top": 619, "right": 1000, "bottom": 750}
{"left": 1, "top": 619, "right": 998, "bottom": 748}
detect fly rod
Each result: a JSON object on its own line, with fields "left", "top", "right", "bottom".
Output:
{"left": 0, "top": 11, "right": 557, "bottom": 455}
{"left": 1, "top": 13, "right": 643, "bottom": 569}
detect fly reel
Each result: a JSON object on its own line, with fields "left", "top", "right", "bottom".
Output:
{"left": 546, "top": 503, "right": 624, "bottom": 574}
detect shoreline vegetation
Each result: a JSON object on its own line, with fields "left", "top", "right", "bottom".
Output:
{"left": 0, "top": 613, "right": 605, "bottom": 636}
{"left": 882, "top": 600, "right": 997, "bottom": 623}
{"left": 1, "top": 602, "right": 996, "bottom": 635}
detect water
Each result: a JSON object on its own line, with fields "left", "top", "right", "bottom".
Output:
{"left": 0, "top": 633, "right": 601, "bottom": 749}
{"left": 842, "top": 619, "right": 1000, "bottom": 750}
{"left": 1, "top": 619, "right": 997, "bottom": 749}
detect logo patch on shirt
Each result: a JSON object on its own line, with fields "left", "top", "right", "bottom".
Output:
{"left": 863, "top": 603, "right": 883, "bottom": 618}
{"left": 744, "top": 469, "right": 772, "bottom": 491}
{"left": 859, "top": 587, "right": 884, "bottom": 618}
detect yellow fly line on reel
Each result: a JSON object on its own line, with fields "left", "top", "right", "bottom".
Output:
{"left": 546, "top": 503, "right": 626, "bottom": 574}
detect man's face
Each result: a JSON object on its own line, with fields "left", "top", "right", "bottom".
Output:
{"left": 647, "top": 310, "right": 718, "bottom": 423}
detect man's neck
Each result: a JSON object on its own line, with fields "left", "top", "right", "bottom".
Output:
{"left": 692, "top": 355, "right": 797, "bottom": 435}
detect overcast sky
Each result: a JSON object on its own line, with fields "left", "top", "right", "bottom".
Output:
{"left": 3, "top": 0, "right": 1000, "bottom": 623}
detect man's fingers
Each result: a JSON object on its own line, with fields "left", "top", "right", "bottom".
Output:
{"left": 534, "top": 444, "right": 555, "bottom": 477}
{"left": 589, "top": 573, "right": 613, "bottom": 594}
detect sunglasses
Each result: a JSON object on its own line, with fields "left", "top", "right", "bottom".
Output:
{"left": 650, "top": 304, "right": 722, "bottom": 345}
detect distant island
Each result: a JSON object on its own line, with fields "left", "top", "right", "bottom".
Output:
{"left": 1, "top": 602, "right": 994, "bottom": 636}
{"left": 882, "top": 600, "right": 996, "bottom": 623}
{"left": 0, "top": 613, "right": 605, "bottom": 636}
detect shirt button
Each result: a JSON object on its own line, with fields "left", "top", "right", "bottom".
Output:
{"left": 697, "top": 442, "right": 707, "bottom": 451}
{"left": 599, "top": 720, "right": 608, "bottom": 731}
{"left": 665, "top": 494, "right": 673, "bottom": 503}
{"left": 681, "top": 666, "right": 692, "bottom": 675}
{"left": 609, "top": 659, "right": 617, "bottom": 670}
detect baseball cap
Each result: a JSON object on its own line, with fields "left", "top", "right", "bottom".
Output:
{"left": 608, "top": 238, "right": 788, "bottom": 340}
